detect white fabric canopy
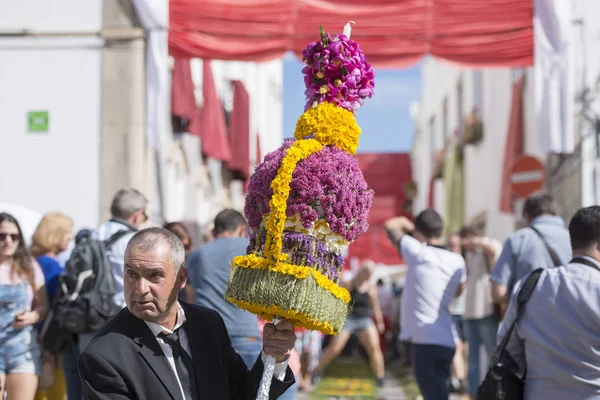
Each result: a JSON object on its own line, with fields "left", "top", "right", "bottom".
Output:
{"left": 132, "top": 0, "right": 170, "bottom": 148}
{"left": 534, "top": 0, "right": 574, "bottom": 154}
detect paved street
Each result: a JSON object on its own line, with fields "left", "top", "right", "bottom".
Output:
{"left": 295, "top": 357, "right": 471, "bottom": 400}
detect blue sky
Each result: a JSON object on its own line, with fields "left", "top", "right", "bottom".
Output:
{"left": 282, "top": 53, "right": 422, "bottom": 153}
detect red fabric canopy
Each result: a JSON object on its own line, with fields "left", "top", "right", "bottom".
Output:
{"left": 171, "top": 57, "right": 201, "bottom": 135}
{"left": 347, "top": 153, "right": 413, "bottom": 267}
{"left": 201, "top": 60, "right": 232, "bottom": 162}
{"left": 229, "top": 81, "right": 251, "bottom": 178}
{"left": 499, "top": 76, "right": 525, "bottom": 213}
{"left": 169, "top": 0, "right": 533, "bottom": 68}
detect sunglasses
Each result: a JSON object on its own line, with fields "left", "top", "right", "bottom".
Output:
{"left": 0, "top": 233, "right": 20, "bottom": 242}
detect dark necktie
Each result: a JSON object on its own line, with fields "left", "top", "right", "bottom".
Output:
{"left": 159, "top": 330, "right": 197, "bottom": 400}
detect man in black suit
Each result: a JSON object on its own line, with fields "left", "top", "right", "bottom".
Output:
{"left": 78, "top": 227, "right": 296, "bottom": 400}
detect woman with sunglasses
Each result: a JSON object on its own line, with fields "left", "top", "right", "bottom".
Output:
{"left": 0, "top": 212, "right": 49, "bottom": 400}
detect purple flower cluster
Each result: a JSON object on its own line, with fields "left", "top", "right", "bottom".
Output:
{"left": 302, "top": 28, "right": 375, "bottom": 113}
{"left": 245, "top": 140, "right": 373, "bottom": 243}
{"left": 250, "top": 230, "right": 345, "bottom": 283}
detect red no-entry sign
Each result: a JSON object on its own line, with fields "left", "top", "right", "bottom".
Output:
{"left": 510, "top": 155, "right": 545, "bottom": 198}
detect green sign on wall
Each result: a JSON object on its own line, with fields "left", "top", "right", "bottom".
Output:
{"left": 28, "top": 111, "right": 49, "bottom": 133}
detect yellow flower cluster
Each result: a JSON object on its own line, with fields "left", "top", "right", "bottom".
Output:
{"left": 263, "top": 139, "right": 323, "bottom": 262}
{"left": 294, "top": 101, "right": 362, "bottom": 154}
{"left": 232, "top": 254, "right": 351, "bottom": 303}
{"left": 227, "top": 298, "right": 337, "bottom": 335}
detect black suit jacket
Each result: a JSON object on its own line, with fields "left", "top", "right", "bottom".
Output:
{"left": 78, "top": 302, "right": 294, "bottom": 399}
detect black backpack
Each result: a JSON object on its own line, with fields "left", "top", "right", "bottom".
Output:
{"left": 41, "top": 229, "right": 132, "bottom": 353}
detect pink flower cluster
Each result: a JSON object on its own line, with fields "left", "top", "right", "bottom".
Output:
{"left": 245, "top": 140, "right": 373, "bottom": 242}
{"left": 302, "top": 29, "right": 375, "bottom": 113}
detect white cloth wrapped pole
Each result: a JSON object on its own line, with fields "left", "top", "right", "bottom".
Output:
{"left": 131, "top": 0, "right": 171, "bottom": 149}
{"left": 256, "top": 318, "right": 279, "bottom": 400}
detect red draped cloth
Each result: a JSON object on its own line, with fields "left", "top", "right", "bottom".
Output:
{"left": 229, "top": 81, "right": 251, "bottom": 178}
{"left": 499, "top": 77, "right": 525, "bottom": 213}
{"left": 169, "top": 0, "right": 533, "bottom": 68}
{"left": 200, "top": 60, "right": 232, "bottom": 162}
{"left": 171, "top": 57, "right": 201, "bottom": 135}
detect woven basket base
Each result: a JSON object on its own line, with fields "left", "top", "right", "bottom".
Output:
{"left": 225, "top": 266, "right": 350, "bottom": 335}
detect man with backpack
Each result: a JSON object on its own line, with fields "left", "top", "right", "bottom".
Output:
{"left": 72, "top": 188, "right": 148, "bottom": 351}
{"left": 40, "top": 189, "right": 148, "bottom": 399}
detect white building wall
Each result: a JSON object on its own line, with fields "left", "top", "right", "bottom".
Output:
{"left": 0, "top": 2, "right": 104, "bottom": 232}
{"left": 414, "top": 57, "right": 536, "bottom": 242}
{"left": 574, "top": 0, "right": 600, "bottom": 207}
{"left": 0, "top": 0, "right": 103, "bottom": 32}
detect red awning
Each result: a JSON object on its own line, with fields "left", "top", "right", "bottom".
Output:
{"left": 499, "top": 76, "right": 525, "bottom": 213}
{"left": 200, "top": 60, "right": 232, "bottom": 162}
{"left": 171, "top": 57, "right": 201, "bottom": 135}
{"left": 169, "top": 0, "right": 533, "bottom": 68}
{"left": 229, "top": 81, "right": 251, "bottom": 178}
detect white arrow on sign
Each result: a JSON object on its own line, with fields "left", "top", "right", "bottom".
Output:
{"left": 510, "top": 170, "right": 544, "bottom": 184}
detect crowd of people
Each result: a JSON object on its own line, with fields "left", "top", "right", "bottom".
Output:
{"left": 1, "top": 189, "right": 599, "bottom": 400}
{"left": 383, "top": 193, "right": 600, "bottom": 400}
{"left": 0, "top": 189, "right": 298, "bottom": 400}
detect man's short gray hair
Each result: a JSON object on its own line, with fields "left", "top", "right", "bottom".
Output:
{"left": 126, "top": 227, "right": 186, "bottom": 272}
{"left": 110, "top": 188, "right": 148, "bottom": 219}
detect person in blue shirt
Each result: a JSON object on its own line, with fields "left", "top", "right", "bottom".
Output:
{"left": 491, "top": 193, "right": 572, "bottom": 310}
{"left": 31, "top": 213, "right": 73, "bottom": 304}
{"left": 31, "top": 212, "right": 74, "bottom": 400}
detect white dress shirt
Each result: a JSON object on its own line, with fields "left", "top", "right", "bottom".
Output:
{"left": 144, "top": 303, "right": 288, "bottom": 398}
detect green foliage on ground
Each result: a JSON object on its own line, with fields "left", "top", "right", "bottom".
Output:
{"left": 308, "top": 357, "right": 376, "bottom": 399}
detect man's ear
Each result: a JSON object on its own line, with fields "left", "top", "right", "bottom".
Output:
{"left": 177, "top": 267, "right": 188, "bottom": 290}
{"left": 236, "top": 225, "right": 248, "bottom": 238}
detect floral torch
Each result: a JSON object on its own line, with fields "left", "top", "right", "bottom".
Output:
{"left": 224, "top": 24, "right": 375, "bottom": 399}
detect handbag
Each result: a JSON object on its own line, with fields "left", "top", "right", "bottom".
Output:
{"left": 477, "top": 226, "right": 562, "bottom": 399}
{"left": 476, "top": 268, "right": 543, "bottom": 400}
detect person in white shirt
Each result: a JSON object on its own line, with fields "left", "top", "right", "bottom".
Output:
{"left": 78, "top": 228, "right": 296, "bottom": 399}
{"left": 458, "top": 226, "right": 502, "bottom": 398}
{"left": 384, "top": 210, "right": 466, "bottom": 400}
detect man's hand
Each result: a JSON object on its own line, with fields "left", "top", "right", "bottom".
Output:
{"left": 263, "top": 320, "right": 296, "bottom": 363}
{"left": 383, "top": 216, "right": 414, "bottom": 245}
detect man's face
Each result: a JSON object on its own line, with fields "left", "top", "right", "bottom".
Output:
{"left": 124, "top": 243, "right": 186, "bottom": 323}
{"left": 461, "top": 233, "right": 477, "bottom": 251}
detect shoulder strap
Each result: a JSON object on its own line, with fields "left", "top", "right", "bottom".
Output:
{"left": 492, "top": 268, "right": 544, "bottom": 363}
{"left": 570, "top": 257, "right": 600, "bottom": 273}
{"left": 529, "top": 226, "right": 562, "bottom": 267}
{"left": 104, "top": 230, "right": 132, "bottom": 249}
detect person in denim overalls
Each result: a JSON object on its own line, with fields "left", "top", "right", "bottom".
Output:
{"left": 0, "top": 213, "right": 49, "bottom": 400}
